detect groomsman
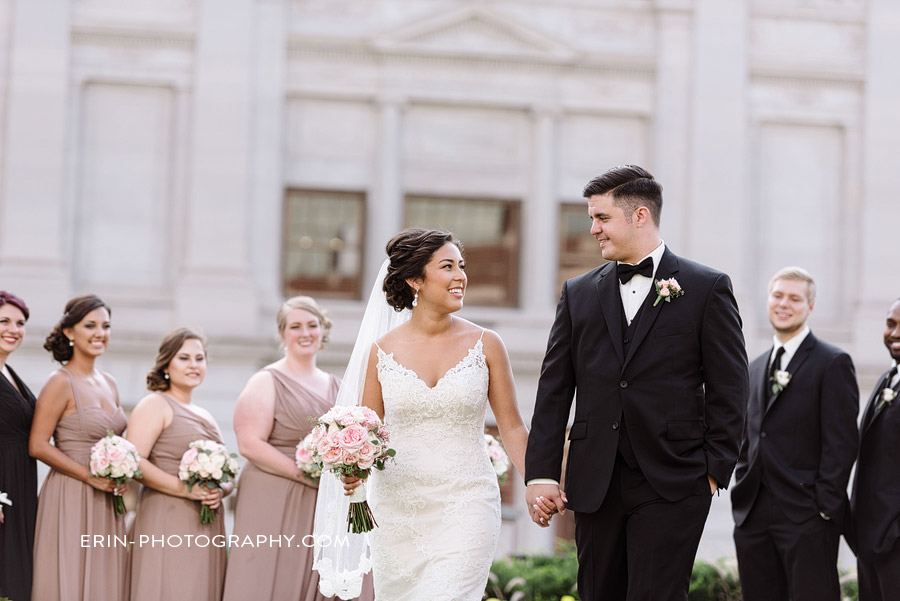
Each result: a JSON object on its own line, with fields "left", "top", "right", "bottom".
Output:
{"left": 850, "top": 297, "right": 900, "bottom": 600}
{"left": 526, "top": 165, "right": 748, "bottom": 601}
{"left": 731, "top": 267, "right": 859, "bottom": 601}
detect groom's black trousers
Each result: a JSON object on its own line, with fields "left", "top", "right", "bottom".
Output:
{"left": 573, "top": 452, "right": 712, "bottom": 601}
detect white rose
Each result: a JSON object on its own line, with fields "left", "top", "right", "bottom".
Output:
{"left": 775, "top": 371, "right": 791, "bottom": 387}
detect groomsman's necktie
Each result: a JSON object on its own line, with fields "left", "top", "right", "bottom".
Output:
{"left": 617, "top": 257, "right": 654, "bottom": 284}
{"left": 767, "top": 346, "right": 785, "bottom": 397}
{"left": 884, "top": 365, "right": 898, "bottom": 394}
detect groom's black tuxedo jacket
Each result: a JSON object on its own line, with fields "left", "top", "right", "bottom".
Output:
{"left": 731, "top": 333, "right": 858, "bottom": 528}
{"left": 849, "top": 369, "right": 900, "bottom": 561}
{"left": 525, "top": 248, "right": 749, "bottom": 513}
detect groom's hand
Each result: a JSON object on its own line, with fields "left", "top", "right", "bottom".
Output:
{"left": 526, "top": 483, "right": 567, "bottom": 527}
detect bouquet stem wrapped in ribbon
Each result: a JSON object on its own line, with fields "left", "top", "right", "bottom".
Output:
{"left": 178, "top": 439, "right": 240, "bottom": 525}
{"left": 306, "top": 405, "right": 395, "bottom": 534}
{"left": 89, "top": 430, "right": 142, "bottom": 515}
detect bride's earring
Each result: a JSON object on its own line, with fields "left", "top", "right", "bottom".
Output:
{"left": 412, "top": 290, "right": 418, "bottom": 308}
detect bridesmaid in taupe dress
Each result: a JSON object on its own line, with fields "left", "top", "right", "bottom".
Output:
{"left": 223, "top": 296, "right": 373, "bottom": 601}
{"left": 127, "top": 328, "right": 231, "bottom": 601}
{"left": 30, "top": 295, "right": 129, "bottom": 601}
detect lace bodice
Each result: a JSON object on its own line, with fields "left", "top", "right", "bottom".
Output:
{"left": 368, "top": 337, "right": 501, "bottom": 600}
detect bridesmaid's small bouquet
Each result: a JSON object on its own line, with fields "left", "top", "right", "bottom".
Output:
{"left": 296, "top": 432, "right": 322, "bottom": 483}
{"left": 89, "top": 430, "right": 142, "bottom": 515}
{"left": 308, "top": 405, "right": 395, "bottom": 533}
{"left": 178, "top": 439, "right": 240, "bottom": 525}
{"left": 484, "top": 433, "right": 510, "bottom": 485}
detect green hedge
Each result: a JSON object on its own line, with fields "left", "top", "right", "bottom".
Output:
{"left": 484, "top": 543, "right": 859, "bottom": 601}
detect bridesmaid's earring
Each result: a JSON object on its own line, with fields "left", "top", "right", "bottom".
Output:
{"left": 68, "top": 339, "right": 74, "bottom": 347}
{"left": 164, "top": 372, "right": 170, "bottom": 380}
{"left": 412, "top": 290, "right": 418, "bottom": 308}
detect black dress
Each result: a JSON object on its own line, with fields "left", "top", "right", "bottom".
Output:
{"left": 0, "top": 364, "right": 37, "bottom": 601}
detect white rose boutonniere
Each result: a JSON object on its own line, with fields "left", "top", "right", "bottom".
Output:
{"left": 770, "top": 370, "right": 792, "bottom": 395}
{"left": 876, "top": 387, "right": 897, "bottom": 411}
{"left": 653, "top": 278, "right": 685, "bottom": 307}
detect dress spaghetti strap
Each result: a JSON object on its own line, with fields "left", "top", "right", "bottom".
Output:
{"left": 478, "top": 328, "right": 486, "bottom": 341}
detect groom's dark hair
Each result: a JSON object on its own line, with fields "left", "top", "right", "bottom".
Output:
{"left": 583, "top": 164, "right": 663, "bottom": 226}
{"left": 384, "top": 228, "right": 461, "bottom": 312}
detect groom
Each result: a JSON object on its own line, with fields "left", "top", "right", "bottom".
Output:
{"left": 525, "top": 165, "right": 748, "bottom": 601}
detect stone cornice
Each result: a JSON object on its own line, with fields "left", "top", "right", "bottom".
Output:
{"left": 71, "top": 26, "right": 195, "bottom": 51}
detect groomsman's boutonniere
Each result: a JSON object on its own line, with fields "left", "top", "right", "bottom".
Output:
{"left": 877, "top": 387, "right": 897, "bottom": 411}
{"left": 653, "top": 278, "right": 684, "bottom": 307}
{"left": 770, "top": 370, "right": 792, "bottom": 395}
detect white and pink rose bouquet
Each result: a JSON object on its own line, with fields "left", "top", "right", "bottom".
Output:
{"left": 177, "top": 439, "right": 240, "bottom": 524}
{"left": 308, "top": 405, "right": 395, "bottom": 533}
{"left": 296, "top": 432, "right": 322, "bottom": 483}
{"left": 89, "top": 430, "right": 142, "bottom": 515}
{"left": 484, "top": 433, "right": 510, "bottom": 485}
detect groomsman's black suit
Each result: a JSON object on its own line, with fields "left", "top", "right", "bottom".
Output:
{"left": 526, "top": 247, "right": 748, "bottom": 601}
{"left": 731, "top": 332, "right": 858, "bottom": 601}
{"left": 850, "top": 365, "right": 900, "bottom": 600}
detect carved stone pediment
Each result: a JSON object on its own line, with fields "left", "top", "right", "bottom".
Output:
{"left": 370, "top": 5, "right": 576, "bottom": 63}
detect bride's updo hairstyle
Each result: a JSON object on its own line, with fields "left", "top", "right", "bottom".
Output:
{"left": 384, "top": 228, "right": 461, "bottom": 312}
{"left": 43, "top": 294, "right": 111, "bottom": 363}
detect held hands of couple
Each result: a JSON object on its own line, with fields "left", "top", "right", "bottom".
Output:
{"left": 526, "top": 483, "right": 567, "bottom": 528}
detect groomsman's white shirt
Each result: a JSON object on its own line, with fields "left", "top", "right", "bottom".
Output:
{"left": 769, "top": 326, "right": 810, "bottom": 371}
{"left": 619, "top": 241, "right": 666, "bottom": 325}
{"left": 527, "top": 241, "right": 666, "bottom": 487}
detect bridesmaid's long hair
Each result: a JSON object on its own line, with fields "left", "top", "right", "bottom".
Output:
{"left": 146, "top": 328, "right": 207, "bottom": 391}
{"left": 43, "top": 294, "right": 110, "bottom": 363}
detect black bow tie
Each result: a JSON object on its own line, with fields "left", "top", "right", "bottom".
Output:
{"left": 617, "top": 257, "right": 654, "bottom": 284}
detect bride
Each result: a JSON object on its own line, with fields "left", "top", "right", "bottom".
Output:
{"left": 313, "top": 228, "right": 554, "bottom": 601}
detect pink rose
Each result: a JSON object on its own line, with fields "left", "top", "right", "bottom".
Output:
{"left": 95, "top": 456, "right": 110, "bottom": 471}
{"left": 322, "top": 445, "right": 343, "bottom": 465}
{"left": 659, "top": 286, "right": 670, "bottom": 297}
{"left": 90, "top": 460, "right": 101, "bottom": 474}
{"left": 668, "top": 279, "right": 681, "bottom": 292}
{"left": 341, "top": 449, "right": 361, "bottom": 466}
{"left": 296, "top": 447, "right": 313, "bottom": 464}
{"left": 182, "top": 447, "right": 199, "bottom": 466}
{"left": 107, "top": 445, "right": 126, "bottom": 465}
{"left": 337, "top": 424, "right": 368, "bottom": 451}
{"left": 376, "top": 424, "right": 390, "bottom": 442}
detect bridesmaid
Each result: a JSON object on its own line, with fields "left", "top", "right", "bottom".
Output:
{"left": 0, "top": 291, "right": 37, "bottom": 601}
{"left": 223, "top": 296, "right": 372, "bottom": 601}
{"left": 127, "top": 328, "right": 230, "bottom": 601}
{"left": 30, "top": 294, "right": 129, "bottom": 601}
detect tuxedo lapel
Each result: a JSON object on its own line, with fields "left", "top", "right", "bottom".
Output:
{"left": 594, "top": 264, "right": 625, "bottom": 365}
{"left": 623, "top": 248, "right": 680, "bottom": 369}
{"left": 859, "top": 376, "right": 886, "bottom": 436}
{"left": 765, "top": 334, "right": 816, "bottom": 413}
{"left": 866, "top": 377, "right": 900, "bottom": 432}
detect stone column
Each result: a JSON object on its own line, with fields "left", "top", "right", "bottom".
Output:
{"left": 176, "top": 0, "right": 257, "bottom": 335}
{"left": 0, "top": 0, "right": 72, "bottom": 325}
{"left": 855, "top": 0, "right": 900, "bottom": 365}
{"left": 687, "top": 0, "right": 750, "bottom": 305}
{"left": 525, "top": 106, "right": 559, "bottom": 314}
{"left": 365, "top": 96, "right": 405, "bottom": 286}
{"left": 652, "top": 4, "right": 693, "bottom": 253}
{"left": 248, "top": 0, "right": 287, "bottom": 310}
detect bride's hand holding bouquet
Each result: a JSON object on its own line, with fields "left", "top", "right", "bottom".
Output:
{"left": 307, "top": 405, "right": 395, "bottom": 533}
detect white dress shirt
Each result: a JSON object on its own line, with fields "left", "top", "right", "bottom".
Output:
{"left": 770, "top": 325, "right": 811, "bottom": 371}
{"left": 618, "top": 241, "right": 666, "bottom": 325}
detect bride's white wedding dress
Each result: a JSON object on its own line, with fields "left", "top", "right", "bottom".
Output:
{"left": 369, "top": 332, "right": 501, "bottom": 601}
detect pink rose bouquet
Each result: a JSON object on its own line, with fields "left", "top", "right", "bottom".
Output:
{"left": 177, "top": 439, "right": 240, "bottom": 524}
{"left": 89, "top": 430, "right": 142, "bottom": 515}
{"left": 296, "top": 432, "right": 322, "bottom": 483}
{"left": 484, "top": 433, "right": 510, "bottom": 485}
{"left": 308, "top": 405, "right": 395, "bottom": 533}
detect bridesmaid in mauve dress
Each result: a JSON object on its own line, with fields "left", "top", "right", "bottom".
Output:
{"left": 127, "top": 328, "right": 232, "bottom": 601}
{"left": 223, "top": 296, "right": 373, "bottom": 601}
{"left": 0, "top": 291, "right": 38, "bottom": 601}
{"left": 30, "top": 295, "right": 129, "bottom": 601}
